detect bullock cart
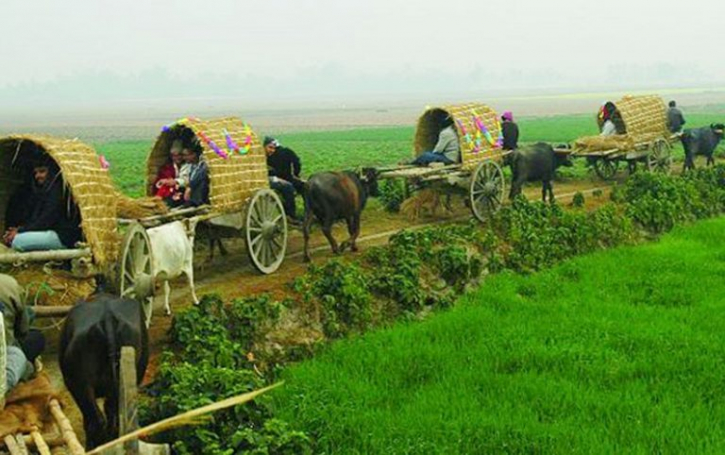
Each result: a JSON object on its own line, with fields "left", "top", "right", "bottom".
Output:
{"left": 376, "top": 103, "right": 508, "bottom": 222}
{"left": 555, "top": 95, "right": 676, "bottom": 180}
{"left": 0, "top": 118, "right": 288, "bottom": 323}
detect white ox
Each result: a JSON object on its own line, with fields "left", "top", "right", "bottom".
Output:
{"left": 146, "top": 220, "right": 199, "bottom": 325}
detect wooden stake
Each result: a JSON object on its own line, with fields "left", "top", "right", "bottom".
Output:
{"left": 3, "top": 435, "right": 21, "bottom": 455}
{"left": 13, "top": 435, "right": 28, "bottom": 455}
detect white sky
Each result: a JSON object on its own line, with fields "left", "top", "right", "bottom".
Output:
{"left": 1, "top": 0, "right": 724, "bottom": 103}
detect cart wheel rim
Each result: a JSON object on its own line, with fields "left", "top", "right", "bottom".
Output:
{"left": 648, "top": 139, "right": 672, "bottom": 174}
{"left": 246, "top": 189, "right": 288, "bottom": 274}
{"left": 469, "top": 161, "right": 505, "bottom": 223}
{"left": 594, "top": 159, "right": 619, "bottom": 180}
{"left": 119, "top": 222, "right": 155, "bottom": 324}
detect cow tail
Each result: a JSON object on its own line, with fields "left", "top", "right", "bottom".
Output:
{"left": 103, "top": 315, "right": 119, "bottom": 394}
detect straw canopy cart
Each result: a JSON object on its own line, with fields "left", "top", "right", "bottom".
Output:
{"left": 377, "top": 103, "right": 508, "bottom": 222}
{"left": 145, "top": 116, "right": 288, "bottom": 274}
{"left": 559, "top": 95, "right": 675, "bottom": 180}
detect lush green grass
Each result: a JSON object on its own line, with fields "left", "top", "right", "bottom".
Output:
{"left": 95, "top": 112, "right": 725, "bottom": 197}
{"left": 272, "top": 217, "right": 725, "bottom": 454}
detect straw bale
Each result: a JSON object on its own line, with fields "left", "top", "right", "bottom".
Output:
{"left": 0, "top": 136, "right": 119, "bottom": 267}
{"left": 116, "top": 193, "right": 169, "bottom": 219}
{"left": 574, "top": 135, "right": 634, "bottom": 154}
{"left": 614, "top": 95, "right": 668, "bottom": 145}
{"left": 414, "top": 103, "right": 505, "bottom": 171}
{"left": 146, "top": 117, "right": 268, "bottom": 214}
{"left": 12, "top": 267, "right": 95, "bottom": 307}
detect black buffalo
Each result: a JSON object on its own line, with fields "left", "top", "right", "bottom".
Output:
{"left": 59, "top": 294, "right": 149, "bottom": 449}
{"left": 303, "top": 169, "right": 378, "bottom": 262}
{"left": 506, "top": 142, "right": 573, "bottom": 202}
{"left": 682, "top": 123, "right": 725, "bottom": 171}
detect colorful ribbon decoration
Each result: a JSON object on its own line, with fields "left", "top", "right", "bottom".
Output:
{"left": 197, "top": 130, "right": 228, "bottom": 159}
{"left": 161, "top": 116, "right": 200, "bottom": 132}
{"left": 99, "top": 155, "right": 110, "bottom": 170}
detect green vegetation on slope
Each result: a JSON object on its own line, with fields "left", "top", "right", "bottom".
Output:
{"left": 272, "top": 217, "right": 725, "bottom": 454}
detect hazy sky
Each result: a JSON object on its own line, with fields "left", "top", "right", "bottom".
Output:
{"left": 2, "top": 0, "right": 724, "bottom": 108}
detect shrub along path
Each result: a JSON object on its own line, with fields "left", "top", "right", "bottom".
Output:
{"left": 272, "top": 216, "right": 725, "bottom": 454}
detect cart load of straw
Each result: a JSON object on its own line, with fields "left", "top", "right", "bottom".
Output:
{"left": 116, "top": 193, "right": 169, "bottom": 219}
{"left": 146, "top": 117, "right": 268, "bottom": 215}
{"left": 414, "top": 103, "right": 504, "bottom": 171}
{"left": 574, "top": 135, "right": 635, "bottom": 154}
{"left": 12, "top": 267, "right": 95, "bottom": 307}
{"left": 615, "top": 94, "right": 669, "bottom": 145}
{"left": 0, "top": 136, "right": 120, "bottom": 267}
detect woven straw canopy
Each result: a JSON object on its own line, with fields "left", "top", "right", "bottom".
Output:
{"left": 615, "top": 95, "right": 668, "bottom": 144}
{"left": 414, "top": 103, "right": 504, "bottom": 170}
{"left": 146, "top": 117, "right": 268, "bottom": 214}
{"left": 0, "top": 135, "right": 119, "bottom": 266}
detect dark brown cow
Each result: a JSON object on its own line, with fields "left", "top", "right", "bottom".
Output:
{"left": 59, "top": 294, "right": 149, "bottom": 449}
{"left": 303, "top": 169, "right": 378, "bottom": 262}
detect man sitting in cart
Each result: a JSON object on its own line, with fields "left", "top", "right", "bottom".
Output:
{"left": 3, "top": 156, "right": 82, "bottom": 251}
{"left": 410, "top": 116, "right": 460, "bottom": 166}
{"left": 180, "top": 144, "right": 209, "bottom": 207}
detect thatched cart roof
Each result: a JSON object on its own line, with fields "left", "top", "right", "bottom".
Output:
{"left": 615, "top": 95, "right": 668, "bottom": 144}
{"left": 415, "top": 103, "right": 505, "bottom": 170}
{"left": 146, "top": 117, "right": 268, "bottom": 214}
{"left": 0, "top": 135, "right": 119, "bottom": 266}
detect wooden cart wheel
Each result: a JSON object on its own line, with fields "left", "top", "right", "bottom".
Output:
{"left": 246, "top": 189, "right": 288, "bottom": 274}
{"left": 647, "top": 139, "right": 673, "bottom": 174}
{"left": 469, "top": 160, "right": 505, "bottom": 223}
{"left": 593, "top": 158, "right": 619, "bottom": 180}
{"left": 119, "top": 222, "right": 155, "bottom": 324}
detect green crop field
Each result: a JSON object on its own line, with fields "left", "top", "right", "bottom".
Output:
{"left": 94, "top": 112, "right": 725, "bottom": 197}
{"left": 272, "top": 216, "right": 725, "bottom": 454}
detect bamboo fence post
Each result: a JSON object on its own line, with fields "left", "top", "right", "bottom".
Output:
{"left": 49, "top": 400, "right": 84, "bottom": 455}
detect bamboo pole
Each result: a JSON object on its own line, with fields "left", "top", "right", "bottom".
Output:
{"left": 30, "top": 429, "right": 52, "bottom": 455}
{"left": 13, "top": 436, "right": 28, "bottom": 455}
{"left": 32, "top": 306, "right": 73, "bottom": 318}
{"left": 3, "top": 436, "right": 21, "bottom": 455}
{"left": 0, "top": 249, "right": 91, "bottom": 264}
{"left": 49, "top": 400, "right": 84, "bottom": 455}
{"left": 87, "top": 382, "right": 283, "bottom": 455}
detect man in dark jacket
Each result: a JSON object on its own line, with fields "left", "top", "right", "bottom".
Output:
{"left": 264, "top": 136, "right": 303, "bottom": 221}
{"left": 667, "top": 100, "right": 686, "bottom": 134}
{"left": 3, "top": 158, "right": 82, "bottom": 251}
{"left": 181, "top": 146, "right": 209, "bottom": 207}
{"left": 501, "top": 111, "right": 519, "bottom": 151}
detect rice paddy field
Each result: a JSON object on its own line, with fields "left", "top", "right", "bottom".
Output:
{"left": 94, "top": 112, "right": 725, "bottom": 197}
{"left": 271, "top": 216, "right": 725, "bottom": 454}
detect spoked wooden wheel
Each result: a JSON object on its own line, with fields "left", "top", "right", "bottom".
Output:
{"left": 469, "top": 160, "right": 505, "bottom": 223}
{"left": 119, "top": 222, "right": 155, "bottom": 325}
{"left": 647, "top": 139, "right": 673, "bottom": 174}
{"left": 594, "top": 158, "right": 619, "bottom": 180}
{"left": 246, "top": 189, "right": 288, "bottom": 274}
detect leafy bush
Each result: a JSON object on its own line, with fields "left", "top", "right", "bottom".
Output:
{"left": 571, "top": 191, "right": 585, "bottom": 207}
{"left": 295, "top": 260, "right": 373, "bottom": 338}
{"left": 378, "top": 179, "right": 407, "bottom": 212}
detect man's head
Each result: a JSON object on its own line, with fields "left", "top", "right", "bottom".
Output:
{"left": 501, "top": 111, "right": 514, "bottom": 122}
{"left": 32, "top": 165, "right": 50, "bottom": 185}
{"left": 182, "top": 147, "right": 199, "bottom": 164}
{"left": 263, "top": 136, "right": 279, "bottom": 156}
{"left": 669, "top": 100, "right": 676, "bottom": 108}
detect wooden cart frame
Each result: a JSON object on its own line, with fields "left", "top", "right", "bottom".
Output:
{"left": 378, "top": 103, "right": 508, "bottom": 222}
